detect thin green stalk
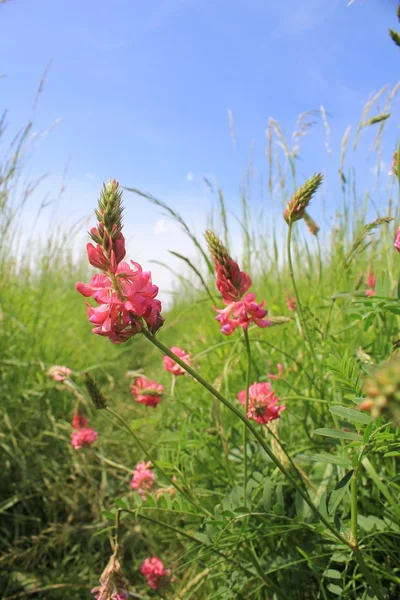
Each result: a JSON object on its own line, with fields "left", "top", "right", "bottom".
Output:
{"left": 243, "top": 328, "right": 251, "bottom": 503}
{"left": 287, "top": 223, "right": 322, "bottom": 386}
{"left": 350, "top": 468, "right": 358, "bottom": 549}
{"left": 105, "top": 406, "right": 210, "bottom": 517}
{"left": 141, "top": 329, "right": 350, "bottom": 548}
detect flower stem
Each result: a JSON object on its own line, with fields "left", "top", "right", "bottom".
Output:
{"left": 105, "top": 406, "right": 210, "bottom": 517}
{"left": 350, "top": 468, "right": 358, "bottom": 549}
{"left": 243, "top": 328, "right": 251, "bottom": 504}
{"left": 141, "top": 329, "right": 350, "bottom": 548}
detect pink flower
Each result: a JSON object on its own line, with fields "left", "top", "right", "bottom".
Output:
{"left": 130, "top": 461, "right": 155, "bottom": 499}
{"left": 237, "top": 382, "right": 285, "bottom": 425}
{"left": 205, "top": 230, "right": 270, "bottom": 336}
{"left": 141, "top": 557, "right": 171, "bottom": 590}
{"left": 76, "top": 261, "right": 164, "bottom": 344}
{"left": 72, "top": 410, "right": 88, "bottom": 430}
{"left": 365, "top": 288, "right": 375, "bottom": 297}
{"left": 395, "top": 226, "right": 400, "bottom": 252}
{"left": 163, "top": 346, "right": 191, "bottom": 376}
{"left": 77, "top": 180, "right": 164, "bottom": 343}
{"left": 267, "top": 363, "right": 284, "bottom": 380}
{"left": 214, "top": 293, "right": 270, "bottom": 336}
{"left": 286, "top": 296, "right": 297, "bottom": 312}
{"left": 131, "top": 376, "right": 164, "bottom": 407}
{"left": 71, "top": 427, "right": 98, "bottom": 450}
{"left": 365, "top": 270, "right": 376, "bottom": 289}
{"left": 48, "top": 365, "right": 71, "bottom": 381}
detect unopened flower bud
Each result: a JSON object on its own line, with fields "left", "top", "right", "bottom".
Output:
{"left": 84, "top": 372, "right": 108, "bottom": 409}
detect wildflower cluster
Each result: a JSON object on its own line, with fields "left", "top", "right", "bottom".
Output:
{"left": 71, "top": 410, "right": 98, "bottom": 450}
{"left": 76, "top": 180, "right": 164, "bottom": 344}
{"left": 141, "top": 556, "right": 171, "bottom": 590}
{"left": 163, "top": 346, "right": 191, "bottom": 375}
{"left": 237, "top": 382, "right": 285, "bottom": 425}
{"left": 205, "top": 230, "right": 270, "bottom": 335}
{"left": 130, "top": 461, "right": 155, "bottom": 500}
{"left": 131, "top": 376, "right": 164, "bottom": 406}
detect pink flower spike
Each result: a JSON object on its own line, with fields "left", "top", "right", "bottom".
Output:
{"left": 130, "top": 461, "right": 155, "bottom": 499}
{"left": 71, "top": 427, "right": 98, "bottom": 450}
{"left": 268, "top": 363, "right": 284, "bottom": 380}
{"left": 365, "top": 289, "right": 375, "bottom": 297}
{"left": 48, "top": 365, "right": 71, "bottom": 382}
{"left": 163, "top": 346, "right": 191, "bottom": 376}
{"left": 394, "top": 226, "right": 400, "bottom": 252}
{"left": 72, "top": 410, "right": 88, "bottom": 430}
{"left": 214, "top": 293, "right": 270, "bottom": 336}
{"left": 141, "top": 557, "right": 171, "bottom": 590}
{"left": 237, "top": 382, "right": 285, "bottom": 425}
{"left": 131, "top": 376, "right": 164, "bottom": 407}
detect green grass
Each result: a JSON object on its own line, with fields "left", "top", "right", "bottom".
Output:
{"left": 1, "top": 90, "right": 400, "bottom": 599}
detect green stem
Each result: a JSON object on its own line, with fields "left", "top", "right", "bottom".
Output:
{"left": 141, "top": 329, "right": 350, "bottom": 548}
{"left": 350, "top": 468, "right": 358, "bottom": 549}
{"left": 287, "top": 223, "right": 323, "bottom": 388}
{"left": 105, "top": 406, "right": 210, "bottom": 517}
{"left": 243, "top": 329, "right": 251, "bottom": 503}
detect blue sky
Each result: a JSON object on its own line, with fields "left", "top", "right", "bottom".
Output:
{"left": 1, "top": 0, "right": 399, "bottom": 295}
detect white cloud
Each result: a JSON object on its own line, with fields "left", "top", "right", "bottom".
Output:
{"left": 153, "top": 218, "right": 180, "bottom": 234}
{"left": 186, "top": 171, "right": 194, "bottom": 182}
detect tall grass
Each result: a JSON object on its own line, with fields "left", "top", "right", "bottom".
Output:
{"left": 1, "top": 83, "right": 400, "bottom": 599}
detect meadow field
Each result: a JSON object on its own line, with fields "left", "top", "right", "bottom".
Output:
{"left": 2, "top": 12, "right": 400, "bottom": 600}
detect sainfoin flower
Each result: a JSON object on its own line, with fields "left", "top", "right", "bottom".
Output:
{"left": 141, "top": 557, "right": 171, "bottom": 590}
{"left": 130, "top": 461, "right": 155, "bottom": 499}
{"left": 205, "top": 230, "right": 270, "bottom": 335}
{"left": 76, "top": 180, "right": 164, "bottom": 344}
{"left": 395, "top": 226, "right": 400, "bottom": 253}
{"left": 92, "top": 553, "right": 129, "bottom": 600}
{"left": 237, "top": 382, "right": 285, "bottom": 425}
{"left": 48, "top": 365, "right": 71, "bottom": 381}
{"left": 71, "top": 427, "right": 98, "bottom": 450}
{"left": 163, "top": 346, "right": 191, "bottom": 376}
{"left": 131, "top": 376, "right": 164, "bottom": 407}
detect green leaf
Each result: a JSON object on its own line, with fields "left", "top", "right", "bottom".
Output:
{"left": 329, "top": 406, "right": 372, "bottom": 425}
{"left": 272, "top": 502, "right": 285, "bottom": 516}
{"left": 328, "top": 470, "right": 354, "bottom": 515}
{"left": 295, "top": 491, "right": 304, "bottom": 518}
{"left": 311, "top": 453, "right": 352, "bottom": 467}
{"left": 102, "top": 510, "right": 116, "bottom": 521}
{"left": 324, "top": 569, "right": 342, "bottom": 580}
{"left": 314, "top": 428, "right": 362, "bottom": 441}
{"left": 194, "top": 532, "right": 211, "bottom": 545}
{"left": 327, "top": 583, "right": 343, "bottom": 596}
{"left": 263, "top": 478, "right": 272, "bottom": 512}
